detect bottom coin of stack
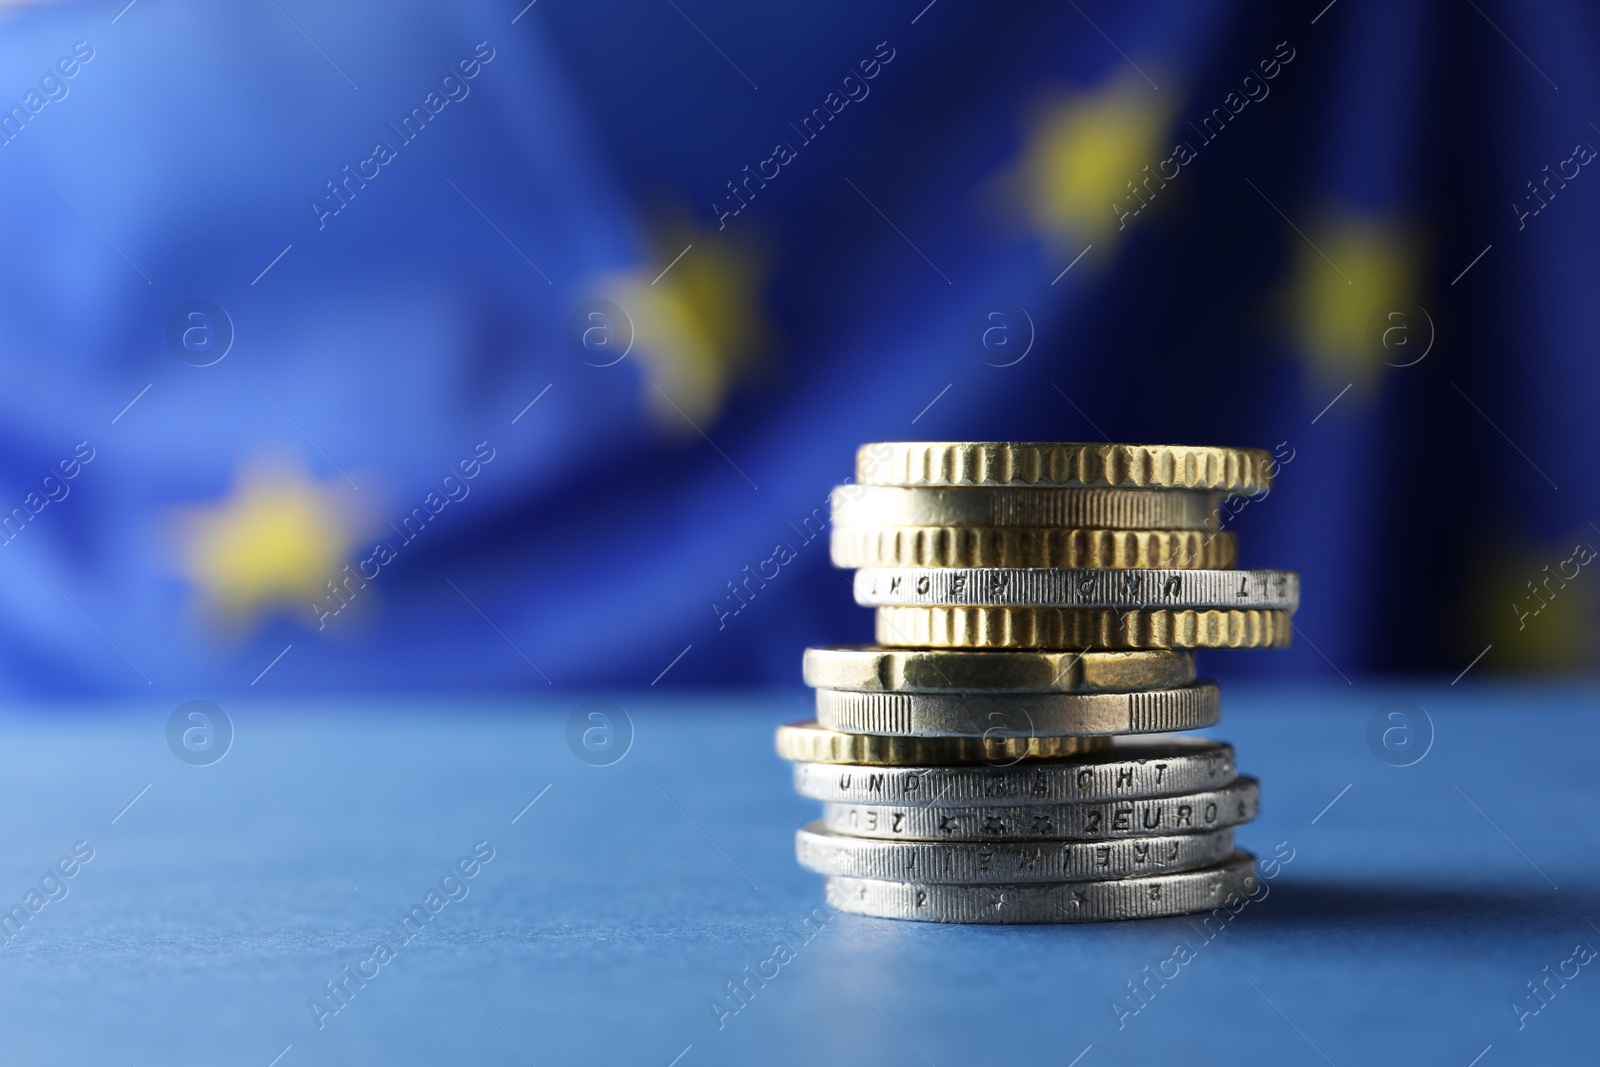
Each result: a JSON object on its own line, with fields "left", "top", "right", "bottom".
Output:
{"left": 777, "top": 647, "right": 1262, "bottom": 924}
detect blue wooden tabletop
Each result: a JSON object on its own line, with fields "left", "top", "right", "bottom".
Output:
{"left": 0, "top": 680, "right": 1593, "bottom": 1066}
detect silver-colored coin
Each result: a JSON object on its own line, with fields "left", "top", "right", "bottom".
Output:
{"left": 797, "top": 822, "right": 1235, "bottom": 883}
{"left": 830, "top": 485, "right": 1225, "bottom": 530}
{"left": 791, "top": 736, "right": 1236, "bottom": 804}
{"left": 854, "top": 567, "right": 1300, "bottom": 611}
{"left": 822, "top": 850, "right": 1260, "bottom": 924}
{"left": 801, "top": 646, "right": 1197, "bottom": 694}
{"left": 814, "top": 683, "right": 1220, "bottom": 737}
{"left": 821, "top": 777, "right": 1259, "bottom": 841}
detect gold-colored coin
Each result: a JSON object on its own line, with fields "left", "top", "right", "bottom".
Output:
{"left": 831, "top": 526, "right": 1236, "bottom": 569}
{"left": 774, "top": 721, "right": 1113, "bottom": 766}
{"left": 830, "top": 485, "right": 1224, "bottom": 530}
{"left": 801, "top": 646, "right": 1196, "bottom": 693}
{"left": 876, "top": 606, "right": 1293, "bottom": 650}
{"left": 857, "top": 442, "right": 1273, "bottom": 494}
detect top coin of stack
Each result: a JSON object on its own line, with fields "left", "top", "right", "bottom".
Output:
{"left": 778, "top": 441, "right": 1296, "bottom": 924}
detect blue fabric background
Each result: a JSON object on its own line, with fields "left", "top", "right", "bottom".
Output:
{"left": 0, "top": 0, "right": 1592, "bottom": 696}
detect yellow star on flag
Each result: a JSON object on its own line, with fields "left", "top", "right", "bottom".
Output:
{"left": 1467, "top": 539, "right": 1599, "bottom": 673}
{"left": 173, "top": 459, "right": 363, "bottom": 630}
{"left": 613, "top": 222, "right": 772, "bottom": 432}
{"left": 1285, "top": 217, "right": 1420, "bottom": 390}
{"left": 998, "top": 73, "right": 1173, "bottom": 249}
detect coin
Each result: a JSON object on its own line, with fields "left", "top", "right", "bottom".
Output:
{"left": 797, "top": 822, "right": 1236, "bottom": 883}
{"left": 801, "top": 646, "right": 1196, "bottom": 694}
{"left": 830, "top": 485, "right": 1224, "bottom": 529}
{"left": 791, "top": 737, "right": 1236, "bottom": 804}
{"left": 775, "top": 721, "right": 1112, "bottom": 766}
{"left": 820, "top": 777, "right": 1259, "bottom": 841}
{"left": 822, "top": 850, "right": 1260, "bottom": 923}
{"left": 831, "top": 525, "right": 1237, "bottom": 569}
{"left": 877, "top": 606, "right": 1294, "bottom": 649}
{"left": 814, "top": 682, "right": 1220, "bottom": 737}
{"left": 856, "top": 442, "right": 1273, "bottom": 494}
{"left": 856, "top": 568, "right": 1299, "bottom": 611}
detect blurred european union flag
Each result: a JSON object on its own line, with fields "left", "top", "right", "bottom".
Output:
{"left": 0, "top": 0, "right": 1593, "bottom": 697}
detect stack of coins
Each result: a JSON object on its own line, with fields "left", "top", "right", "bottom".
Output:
{"left": 776, "top": 442, "right": 1297, "bottom": 923}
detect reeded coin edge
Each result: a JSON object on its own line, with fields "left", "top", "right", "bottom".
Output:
{"left": 830, "top": 526, "right": 1238, "bottom": 569}
{"left": 775, "top": 721, "right": 1113, "bottom": 766}
{"left": 857, "top": 442, "right": 1273, "bottom": 494}
{"left": 876, "top": 606, "right": 1295, "bottom": 650}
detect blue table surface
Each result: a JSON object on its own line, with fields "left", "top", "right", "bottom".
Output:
{"left": 0, "top": 680, "right": 1596, "bottom": 1066}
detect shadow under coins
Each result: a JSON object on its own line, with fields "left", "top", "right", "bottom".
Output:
{"left": 1240, "top": 878, "right": 1594, "bottom": 938}
{"left": 860, "top": 879, "right": 1600, "bottom": 947}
